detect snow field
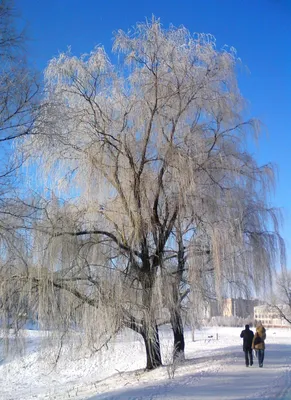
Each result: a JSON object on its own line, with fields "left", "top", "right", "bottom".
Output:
{"left": 0, "top": 326, "right": 291, "bottom": 399}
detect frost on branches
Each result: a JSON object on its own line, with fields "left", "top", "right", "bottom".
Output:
{"left": 10, "top": 18, "right": 285, "bottom": 370}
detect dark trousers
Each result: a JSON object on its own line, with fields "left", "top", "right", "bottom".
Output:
{"left": 256, "top": 349, "right": 264, "bottom": 367}
{"left": 244, "top": 348, "right": 253, "bottom": 366}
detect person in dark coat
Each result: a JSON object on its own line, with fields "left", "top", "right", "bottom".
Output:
{"left": 240, "top": 324, "right": 254, "bottom": 367}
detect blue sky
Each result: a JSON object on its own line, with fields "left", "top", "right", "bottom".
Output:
{"left": 15, "top": 0, "right": 291, "bottom": 263}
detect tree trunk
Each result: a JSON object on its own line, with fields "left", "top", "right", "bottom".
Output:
{"left": 139, "top": 269, "right": 162, "bottom": 370}
{"left": 191, "top": 327, "right": 195, "bottom": 342}
{"left": 170, "top": 307, "right": 185, "bottom": 360}
{"left": 141, "top": 322, "right": 162, "bottom": 370}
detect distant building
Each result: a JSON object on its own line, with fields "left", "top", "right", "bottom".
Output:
{"left": 254, "top": 304, "right": 290, "bottom": 327}
{"left": 203, "top": 298, "right": 259, "bottom": 320}
{"left": 222, "top": 298, "right": 259, "bottom": 318}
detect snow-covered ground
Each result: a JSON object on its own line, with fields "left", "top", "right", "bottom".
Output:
{"left": 1, "top": 326, "right": 291, "bottom": 400}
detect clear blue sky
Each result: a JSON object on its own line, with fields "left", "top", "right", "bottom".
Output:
{"left": 15, "top": 0, "right": 291, "bottom": 264}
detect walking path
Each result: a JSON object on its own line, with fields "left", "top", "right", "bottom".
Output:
{"left": 90, "top": 344, "right": 291, "bottom": 400}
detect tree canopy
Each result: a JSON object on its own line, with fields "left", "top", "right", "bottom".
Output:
{"left": 2, "top": 18, "right": 285, "bottom": 369}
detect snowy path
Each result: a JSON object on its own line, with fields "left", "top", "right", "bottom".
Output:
{"left": 89, "top": 344, "right": 291, "bottom": 400}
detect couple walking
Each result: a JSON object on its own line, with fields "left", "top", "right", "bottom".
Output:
{"left": 240, "top": 323, "right": 266, "bottom": 367}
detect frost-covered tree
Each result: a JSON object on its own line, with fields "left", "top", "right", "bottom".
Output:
{"left": 19, "top": 18, "right": 284, "bottom": 369}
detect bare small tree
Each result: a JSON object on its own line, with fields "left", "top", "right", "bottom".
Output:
{"left": 269, "top": 270, "right": 291, "bottom": 325}
{"left": 16, "top": 18, "right": 284, "bottom": 370}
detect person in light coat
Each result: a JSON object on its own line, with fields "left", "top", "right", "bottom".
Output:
{"left": 252, "top": 322, "right": 266, "bottom": 367}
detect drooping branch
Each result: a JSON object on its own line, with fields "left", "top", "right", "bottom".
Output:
{"left": 51, "top": 229, "right": 142, "bottom": 259}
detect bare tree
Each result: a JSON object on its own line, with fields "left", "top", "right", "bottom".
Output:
{"left": 269, "top": 270, "right": 291, "bottom": 325}
{"left": 18, "top": 18, "right": 284, "bottom": 369}
{"left": 0, "top": 0, "right": 39, "bottom": 341}
{"left": 0, "top": 0, "right": 39, "bottom": 140}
